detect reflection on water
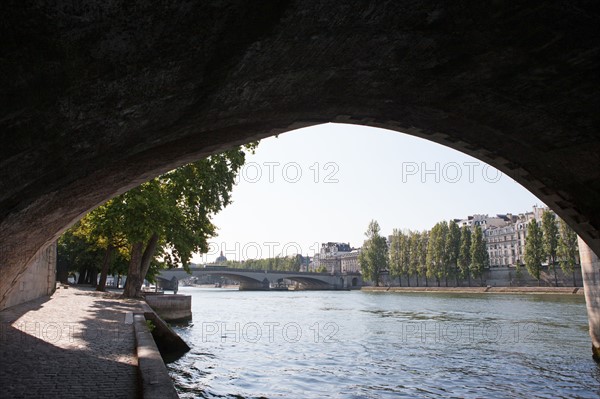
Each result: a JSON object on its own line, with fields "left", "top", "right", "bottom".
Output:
{"left": 167, "top": 288, "right": 599, "bottom": 398}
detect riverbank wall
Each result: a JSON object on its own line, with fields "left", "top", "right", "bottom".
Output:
{"left": 361, "top": 286, "right": 584, "bottom": 295}
{"left": 373, "top": 265, "right": 583, "bottom": 289}
{"left": 145, "top": 293, "right": 192, "bottom": 322}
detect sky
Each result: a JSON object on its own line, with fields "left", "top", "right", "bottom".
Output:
{"left": 192, "top": 123, "right": 544, "bottom": 264}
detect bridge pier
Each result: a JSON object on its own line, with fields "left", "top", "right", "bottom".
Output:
{"left": 578, "top": 238, "right": 600, "bottom": 362}
{"left": 239, "top": 279, "right": 270, "bottom": 291}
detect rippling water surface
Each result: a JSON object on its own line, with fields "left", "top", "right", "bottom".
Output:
{"left": 167, "top": 288, "right": 599, "bottom": 398}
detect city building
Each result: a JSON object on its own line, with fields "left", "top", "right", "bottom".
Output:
{"left": 484, "top": 206, "right": 547, "bottom": 267}
{"left": 215, "top": 251, "right": 228, "bottom": 265}
{"left": 316, "top": 242, "right": 354, "bottom": 274}
{"left": 340, "top": 250, "right": 361, "bottom": 273}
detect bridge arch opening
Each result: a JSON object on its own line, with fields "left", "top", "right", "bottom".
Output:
{"left": 1, "top": 120, "right": 598, "bottom": 308}
{"left": 0, "top": 2, "right": 599, "bottom": 395}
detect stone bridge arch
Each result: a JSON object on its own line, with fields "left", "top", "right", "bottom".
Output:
{"left": 0, "top": 2, "right": 598, "bottom": 318}
{"left": 160, "top": 268, "right": 344, "bottom": 290}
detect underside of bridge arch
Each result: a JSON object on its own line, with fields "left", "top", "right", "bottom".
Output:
{"left": 196, "top": 273, "right": 264, "bottom": 286}
{"left": 0, "top": 2, "right": 599, "bottom": 308}
{"left": 285, "top": 277, "right": 333, "bottom": 289}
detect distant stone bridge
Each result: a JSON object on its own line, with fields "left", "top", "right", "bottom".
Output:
{"left": 157, "top": 267, "right": 362, "bottom": 291}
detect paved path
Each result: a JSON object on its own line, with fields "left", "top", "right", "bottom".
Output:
{"left": 0, "top": 286, "right": 142, "bottom": 398}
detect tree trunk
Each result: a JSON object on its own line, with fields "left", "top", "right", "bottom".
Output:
{"left": 552, "top": 258, "right": 558, "bottom": 287}
{"left": 89, "top": 268, "right": 97, "bottom": 284}
{"left": 398, "top": 275, "right": 402, "bottom": 287}
{"left": 467, "top": 272, "right": 471, "bottom": 287}
{"left": 96, "top": 245, "right": 115, "bottom": 292}
{"left": 406, "top": 272, "right": 411, "bottom": 287}
{"left": 140, "top": 233, "right": 160, "bottom": 283}
{"left": 416, "top": 274, "right": 419, "bottom": 287}
{"left": 573, "top": 269, "right": 577, "bottom": 288}
{"left": 84, "top": 267, "right": 93, "bottom": 284}
{"left": 56, "top": 261, "right": 69, "bottom": 284}
{"left": 455, "top": 265, "right": 460, "bottom": 287}
{"left": 444, "top": 267, "right": 448, "bottom": 287}
{"left": 77, "top": 266, "right": 87, "bottom": 284}
{"left": 123, "top": 242, "right": 144, "bottom": 298}
{"left": 425, "top": 275, "right": 428, "bottom": 287}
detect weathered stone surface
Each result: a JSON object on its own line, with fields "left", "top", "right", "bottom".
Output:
{"left": 134, "top": 314, "right": 179, "bottom": 399}
{"left": 0, "top": 1, "right": 599, "bottom": 308}
{"left": 2, "top": 242, "right": 57, "bottom": 309}
{"left": 145, "top": 294, "right": 192, "bottom": 322}
{"left": 578, "top": 237, "right": 600, "bottom": 361}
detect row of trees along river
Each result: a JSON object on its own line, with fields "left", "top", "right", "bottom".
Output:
{"left": 359, "top": 212, "right": 579, "bottom": 288}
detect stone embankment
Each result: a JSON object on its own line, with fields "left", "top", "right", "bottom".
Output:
{"left": 362, "top": 286, "right": 583, "bottom": 295}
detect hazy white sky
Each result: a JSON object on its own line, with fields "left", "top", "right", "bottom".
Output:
{"left": 193, "top": 123, "right": 543, "bottom": 264}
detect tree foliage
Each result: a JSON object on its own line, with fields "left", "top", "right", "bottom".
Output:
{"left": 224, "top": 254, "right": 307, "bottom": 272}
{"left": 60, "top": 144, "right": 256, "bottom": 297}
{"left": 408, "top": 231, "right": 421, "bottom": 286}
{"left": 445, "top": 220, "right": 461, "bottom": 286}
{"left": 389, "top": 229, "right": 403, "bottom": 284}
{"left": 524, "top": 219, "right": 544, "bottom": 284}
{"left": 426, "top": 221, "right": 448, "bottom": 286}
{"left": 389, "top": 229, "right": 412, "bottom": 285}
{"left": 541, "top": 210, "right": 559, "bottom": 286}
{"left": 557, "top": 218, "right": 579, "bottom": 287}
{"left": 359, "top": 220, "right": 388, "bottom": 286}
{"left": 470, "top": 225, "right": 488, "bottom": 285}
{"left": 457, "top": 226, "right": 472, "bottom": 286}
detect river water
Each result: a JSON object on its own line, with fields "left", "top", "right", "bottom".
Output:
{"left": 167, "top": 287, "right": 599, "bottom": 398}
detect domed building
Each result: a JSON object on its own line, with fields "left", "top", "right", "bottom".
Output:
{"left": 215, "top": 251, "right": 227, "bottom": 265}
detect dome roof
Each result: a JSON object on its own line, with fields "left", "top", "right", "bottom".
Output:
{"left": 215, "top": 251, "right": 227, "bottom": 263}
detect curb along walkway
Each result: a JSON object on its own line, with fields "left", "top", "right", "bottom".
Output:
{"left": 0, "top": 286, "right": 142, "bottom": 398}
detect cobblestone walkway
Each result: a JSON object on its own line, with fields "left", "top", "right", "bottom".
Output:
{"left": 0, "top": 286, "right": 142, "bottom": 398}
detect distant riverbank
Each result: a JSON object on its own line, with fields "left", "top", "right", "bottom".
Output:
{"left": 361, "top": 286, "right": 584, "bottom": 295}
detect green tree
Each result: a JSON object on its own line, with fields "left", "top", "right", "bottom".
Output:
{"left": 389, "top": 229, "right": 402, "bottom": 286}
{"left": 418, "top": 230, "right": 429, "bottom": 286}
{"left": 401, "top": 230, "right": 413, "bottom": 286}
{"left": 57, "top": 225, "right": 104, "bottom": 284}
{"left": 445, "top": 220, "right": 461, "bottom": 286}
{"left": 408, "top": 231, "right": 420, "bottom": 287}
{"left": 291, "top": 254, "right": 303, "bottom": 272}
{"left": 514, "top": 260, "right": 523, "bottom": 280}
{"left": 557, "top": 218, "right": 580, "bottom": 287}
{"left": 541, "top": 210, "right": 559, "bottom": 286}
{"left": 470, "top": 225, "right": 488, "bottom": 286}
{"left": 74, "top": 200, "right": 130, "bottom": 291}
{"left": 74, "top": 144, "right": 256, "bottom": 298}
{"left": 525, "top": 219, "right": 544, "bottom": 285}
{"left": 457, "top": 226, "right": 472, "bottom": 286}
{"left": 359, "top": 220, "right": 388, "bottom": 286}
{"left": 426, "top": 222, "right": 447, "bottom": 287}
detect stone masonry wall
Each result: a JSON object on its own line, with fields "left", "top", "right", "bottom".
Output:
{"left": 2, "top": 242, "right": 56, "bottom": 310}
{"left": 378, "top": 265, "right": 583, "bottom": 288}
